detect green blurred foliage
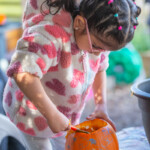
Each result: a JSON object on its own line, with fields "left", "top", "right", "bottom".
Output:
{"left": 0, "top": 0, "right": 22, "bottom": 19}
{"left": 132, "top": 24, "right": 150, "bottom": 52}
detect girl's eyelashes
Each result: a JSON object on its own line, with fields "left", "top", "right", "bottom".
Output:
{"left": 92, "top": 44, "right": 104, "bottom": 50}
{"left": 92, "top": 44, "right": 100, "bottom": 49}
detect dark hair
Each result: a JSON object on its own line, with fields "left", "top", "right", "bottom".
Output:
{"left": 41, "top": 0, "right": 77, "bottom": 16}
{"left": 42, "top": 0, "right": 141, "bottom": 46}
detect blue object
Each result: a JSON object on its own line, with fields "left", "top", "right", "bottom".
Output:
{"left": 0, "top": 68, "right": 8, "bottom": 150}
{"left": 0, "top": 68, "right": 7, "bottom": 113}
{"left": 0, "top": 20, "right": 22, "bottom": 59}
{"left": 114, "top": 13, "right": 118, "bottom": 17}
{"left": 0, "top": 34, "right": 6, "bottom": 59}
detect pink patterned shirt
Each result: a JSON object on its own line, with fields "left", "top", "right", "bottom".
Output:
{"left": 3, "top": 0, "right": 109, "bottom": 138}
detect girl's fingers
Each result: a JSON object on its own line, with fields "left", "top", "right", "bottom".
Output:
{"left": 95, "top": 116, "right": 117, "bottom": 132}
{"left": 105, "top": 118, "right": 117, "bottom": 132}
{"left": 87, "top": 115, "right": 117, "bottom": 132}
{"left": 86, "top": 113, "right": 96, "bottom": 120}
{"left": 64, "top": 119, "right": 71, "bottom": 131}
{"left": 86, "top": 113, "right": 116, "bottom": 132}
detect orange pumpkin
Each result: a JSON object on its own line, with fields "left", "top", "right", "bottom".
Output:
{"left": 65, "top": 119, "right": 119, "bottom": 150}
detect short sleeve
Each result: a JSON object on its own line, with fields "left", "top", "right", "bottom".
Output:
{"left": 98, "top": 51, "right": 110, "bottom": 72}
{"left": 7, "top": 24, "right": 62, "bottom": 79}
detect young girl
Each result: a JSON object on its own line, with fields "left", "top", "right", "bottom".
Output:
{"left": 3, "top": 0, "right": 141, "bottom": 149}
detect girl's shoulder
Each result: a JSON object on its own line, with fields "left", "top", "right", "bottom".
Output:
{"left": 50, "top": 9, "right": 73, "bottom": 28}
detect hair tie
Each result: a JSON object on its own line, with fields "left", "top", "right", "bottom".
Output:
{"left": 133, "top": 25, "right": 136, "bottom": 29}
{"left": 118, "top": 26, "right": 122, "bottom": 30}
{"left": 114, "top": 13, "right": 118, "bottom": 17}
{"left": 108, "top": 0, "right": 114, "bottom": 5}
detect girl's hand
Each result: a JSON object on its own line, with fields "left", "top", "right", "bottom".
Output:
{"left": 47, "top": 110, "right": 71, "bottom": 133}
{"left": 86, "top": 103, "right": 116, "bottom": 132}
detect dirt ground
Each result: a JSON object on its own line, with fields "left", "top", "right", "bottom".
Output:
{"left": 81, "top": 85, "right": 143, "bottom": 132}
{"left": 107, "top": 85, "right": 143, "bottom": 131}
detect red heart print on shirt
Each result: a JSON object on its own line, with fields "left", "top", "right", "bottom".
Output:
{"left": 60, "top": 51, "right": 72, "bottom": 68}
{"left": 45, "top": 25, "right": 71, "bottom": 43}
{"left": 15, "top": 90, "right": 24, "bottom": 102}
{"left": 89, "top": 58, "right": 100, "bottom": 72}
{"left": 4, "top": 91, "right": 12, "bottom": 107}
{"left": 7, "top": 61, "right": 22, "bottom": 77}
{"left": 46, "top": 79, "right": 66, "bottom": 96}
{"left": 28, "top": 42, "right": 47, "bottom": 55}
{"left": 29, "top": 42, "right": 57, "bottom": 60}
{"left": 47, "top": 65, "right": 58, "bottom": 72}
{"left": 36, "top": 58, "right": 46, "bottom": 74}
{"left": 68, "top": 95, "right": 81, "bottom": 104}
{"left": 8, "top": 78, "right": 13, "bottom": 87}
{"left": 32, "top": 14, "right": 44, "bottom": 24}
{"left": 18, "top": 106, "right": 26, "bottom": 116}
{"left": 26, "top": 100, "right": 37, "bottom": 110}
{"left": 34, "top": 116, "right": 48, "bottom": 131}
{"left": 23, "top": 13, "right": 35, "bottom": 21}
{"left": 70, "top": 69, "right": 84, "bottom": 88}
{"left": 23, "top": 36, "right": 34, "bottom": 42}
{"left": 17, "top": 122, "right": 36, "bottom": 136}
{"left": 57, "top": 106, "right": 71, "bottom": 118}
{"left": 30, "top": 0, "right": 38, "bottom": 9}
{"left": 71, "top": 43, "right": 80, "bottom": 55}
{"left": 43, "top": 42, "right": 57, "bottom": 58}
{"left": 52, "top": 9, "right": 71, "bottom": 27}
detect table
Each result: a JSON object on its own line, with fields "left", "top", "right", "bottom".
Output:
{"left": 117, "top": 127, "right": 150, "bottom": 150}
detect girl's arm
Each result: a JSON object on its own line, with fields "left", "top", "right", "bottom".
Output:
{"left": 13, "top": 72, "right": 70, "bottom": 133}
{"left": 93, "top": 70, "right": 107, "bottom": 105}
{"left": 86, "top": 70, "right": 116, "bottom": 131}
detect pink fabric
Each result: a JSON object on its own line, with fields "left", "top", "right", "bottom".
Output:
{"left": 3, "top": 0, "right": 110, "bottom": 138}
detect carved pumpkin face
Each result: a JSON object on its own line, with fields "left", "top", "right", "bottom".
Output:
{"left": 65, "top": 119, "right": 119, "bottom": 150}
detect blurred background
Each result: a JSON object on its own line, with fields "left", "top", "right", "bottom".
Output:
{"left": 0, "top": 0, "right": 150, "bottom": 149}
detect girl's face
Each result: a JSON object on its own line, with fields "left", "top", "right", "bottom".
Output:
{"left": 74, "top": 31, "right": 107, "bottom": 54}
{"left": 73, "top": 15, "right": 125, "bottom": 54}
